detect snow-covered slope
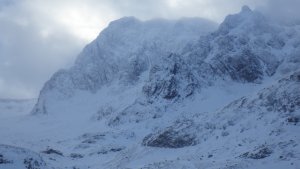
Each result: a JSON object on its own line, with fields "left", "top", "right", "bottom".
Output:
{"left": 0, "top": 6, "right": 299, "bottom": 169}
{"left": 0, "top": 145, "right": 47, "bottom": 169}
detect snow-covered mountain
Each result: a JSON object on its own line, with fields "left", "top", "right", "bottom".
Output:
{"left": 0, "top": 6, "right": 299, "bottom": 169}
{"left": 31, "top": 16, "right": 217, "bottom": 115}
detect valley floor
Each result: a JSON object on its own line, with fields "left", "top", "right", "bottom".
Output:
{"left": 0, "top": 77, "right": 299, "bottom": 169}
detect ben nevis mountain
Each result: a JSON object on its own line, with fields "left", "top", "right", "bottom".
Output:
{"left": 0, "top": 6, "right": 299, "bottom": 169}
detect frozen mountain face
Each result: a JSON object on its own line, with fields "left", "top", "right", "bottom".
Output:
{"left": 2, "top": 5, "right": 299, "bottom": 169}
{"left": 183, "top": 5, "right": 299, "bottom": 84}
{"left": 95, "top": 7, "right": 299, "bottom": 127}
{"left": 32, "top": 6, "right": 299, "bottom": 117}
{"left": 31, "top": 17, "right": 217, "bottom": 115}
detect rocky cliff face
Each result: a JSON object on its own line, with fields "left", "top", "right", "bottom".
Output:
{"left": 31, "top": 17, "right": 217, "bottom": 115}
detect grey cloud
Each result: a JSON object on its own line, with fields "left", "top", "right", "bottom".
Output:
{"left": 0, "top": 0, "right": 14, "bottom": 9}
{"left": 102, "top": 0, "right": 265, "bottom": 22}
{"left": 0, "top": 1, "right": 84, "bottom": 98}
{"left": 259, "top": 0, "right": 300, "bottom": 25}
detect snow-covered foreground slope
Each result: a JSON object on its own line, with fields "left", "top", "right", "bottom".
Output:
{"left": 0, "top": 6, "right": 299, "bottom": 169}
{"left": 0, "top": 145, "right": 47, "bottom": 169}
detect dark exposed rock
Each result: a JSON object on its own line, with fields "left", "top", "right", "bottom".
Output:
{"left": 93, "top": 107, "right": 114, "bottom": 121}
{"left": 93, "top": 146, "right": 125, "bottom": 155}
{"left": 143, "top": 131, "right": 196, "bottom": 148}
{"left": 81, "top": 133, "right": 106, "bottom": 143}
{"left": 241, "top": 146, "right": 273, "bottom": 159}
{"left": 290, "top": 71, "right": 300, "bottom": 82}
{"left": 82, "top": 139, "right": 97, "bottom": 144}
{"left": 142, "top": 120, "right": 197, "bottom": 148}
{"left": 260, "top": 73, "right": 300, "bottom": 113}
{"left": 41, "top": 148, "right": 63, "bottom": 156}
{"left": 211, "top": 49, "right": 263, "bottom": 83}
{"left": 221, "top": 131, "right": 230, "bottom": 137}
{"left": 287, "top": 116, "right": 299, "bottom": 125}
{"left": 110, "top": 148, "right": 123, "bottom": 152}
{"left": 70, "top": 153, "right": 84, "bottom": 159}
{"left": 225, "top": 71, "right": 300, "bottom": 113}
{"left": 143, "top": 54, "right": 198, "bottom": 101}
{"left": 163, "top": 77, "right": 179, "bottom": 100}
{"left": 0, "top": 154, "right": 12, "bottom": 164}
{"left": 24, "top": 157, "right": 46, "bottom": 169}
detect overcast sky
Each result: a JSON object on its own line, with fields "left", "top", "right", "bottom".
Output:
{"left": 0, "top": 0, "right": 299, "bottom": 99}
